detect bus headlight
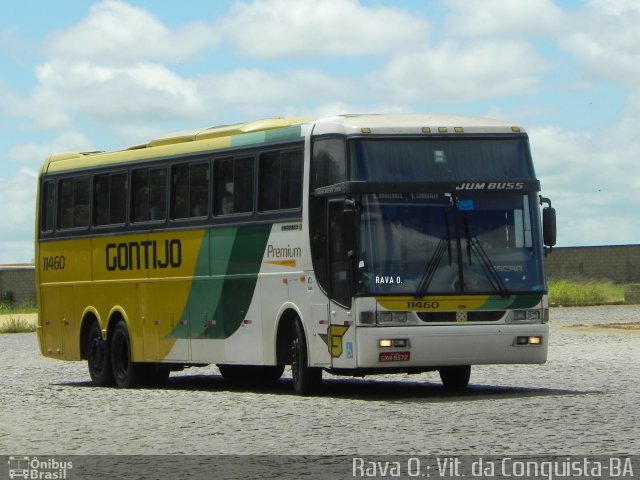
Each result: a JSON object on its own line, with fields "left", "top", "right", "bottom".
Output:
{"left": 378, "top": 338, "right": 411, "bottom": 348}
{"left": 510, "top": 309, "right": 542, "bottom": 323}
{"left": 377, "top": 312, "right": 416, "bottom": 326}
{"left": 515, "top": 336, "right": 543, "bottom": 346}
{"left": 359, "top": 311, "right": 417, "bottom": 326}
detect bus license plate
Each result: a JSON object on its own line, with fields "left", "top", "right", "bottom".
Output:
{"left": 379, "top": 351, "right": 410, "bottom": 362}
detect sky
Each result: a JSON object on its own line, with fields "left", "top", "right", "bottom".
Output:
{"left": 1, "top": 0, "right": 639, "bottom": 263}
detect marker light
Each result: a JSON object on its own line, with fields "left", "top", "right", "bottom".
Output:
{"left": 377, "top": 312, "right": 416, "bottom": 326}
{"left": 515, "top": 336, "right": 543, "bottom": 346}
{"left": 511, "top": 310, "right": 542, "bottom": 323}
{"left": 360, "top": 311, "right": 375, "bottom": 325}
{"left": 378, "top": 339, "right": 411, "bottom": 349}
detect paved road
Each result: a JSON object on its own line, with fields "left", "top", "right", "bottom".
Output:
{"left": 1, "top": 306, "right": 639, "bottom": 457}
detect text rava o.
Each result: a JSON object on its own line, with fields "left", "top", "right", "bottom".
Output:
{"left": 106, "top": 239, "right": 181, "bottom": 271}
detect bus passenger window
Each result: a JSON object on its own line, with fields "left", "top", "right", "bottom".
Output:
{"left": 132, "top": 168, "right": 167, "bottom": 223}
{"left": 170, "top": 162, "right": 209, "bottom": 220}
{"left": 214, "top": 156, "right": 254, "bottom": 216}
{"left": 41, "top": 181, "right": 56, "bottom": 232}
{"left": 259, "top": 149, "right": 302, "bottom": 212}
{"left": 58, "top": 177, "right": 90, "bottom": 229}
{"left": 94, "top": 172, "right": 126, "bottom": 226}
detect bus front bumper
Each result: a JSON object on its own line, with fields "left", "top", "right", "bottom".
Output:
{"left": 356, "top": 323, "right": 549, "bottom": 368}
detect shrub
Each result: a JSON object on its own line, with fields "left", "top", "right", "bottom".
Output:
{"left": 0, "top": 316, "right": 36, "bottom": 334}
{"left": 548, "top": 279, "right": 610, "bottom": 306}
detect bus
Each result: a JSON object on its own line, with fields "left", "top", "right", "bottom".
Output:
{"left": 35, "top": 114, "right": 556, "bottom": 394}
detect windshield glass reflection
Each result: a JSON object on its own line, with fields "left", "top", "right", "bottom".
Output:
{"left": 356, "top": 193, "right": 545, "bottom": 295}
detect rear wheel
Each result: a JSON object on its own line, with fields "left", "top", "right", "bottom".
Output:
{"left": 110, "top": 320, "right": 145, "bottom": 388}
{"left": 86, "top": 321, "right": 114, "bottom": 386}
{"left": 291, "top": 320, "right": 322, "bottom": 395}
{"left": 438, "top": 365, "right": 471, "bottom": 389}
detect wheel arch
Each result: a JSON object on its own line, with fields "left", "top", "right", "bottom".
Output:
{"left": 275, "top": 305, "right": 303, "bottom": 365}
{"left": 79, "top": 307, "right": 101, "bottom": 360}
{"left": 105, "top": 306, "right": 128, "bottom": 343}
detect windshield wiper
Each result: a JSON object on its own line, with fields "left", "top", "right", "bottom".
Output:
{"left": 416, "top": 215, "right": 452, "bottom": 297}
{"left": 463, "top": 215, "right": 510, "bottom": 297}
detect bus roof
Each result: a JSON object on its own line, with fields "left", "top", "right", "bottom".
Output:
{"left": 40, "top": 114, "right": 525, "bottom": 175}
{"left": 311, "top": 113, "right": 525, "bottom": 136}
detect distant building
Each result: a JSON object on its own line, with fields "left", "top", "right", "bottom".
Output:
{"left": 0, "top": 264, "right": 35, "bottom": 305}
{"left": 544, "top": 244, "right": 640, "bottom": 283}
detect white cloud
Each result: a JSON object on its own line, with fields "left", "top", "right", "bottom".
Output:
{"left": 45, "top": 0, "right": 218, "bottom": 63}
{"left": 222, "top": 0, "right": 428, "bottom": 58}
{"left": 561, "top": 0, "right": 640, "bottom": 89}
{"left": 7, "top": 131, "right": 93, "bottom": 164}
{"left": 368, "top": 41, "right": 548, "bottom": 103}
{"left": 443, "top": 0, "right": 566, "bottom": 38}
{"left": 200, "top": 68, "right": 354, "bottom": 111}
{"left": 35, "top": 60, "right": 203, "bottom": 122}
{"left": 0, "top": 171, "right": 36, "bottom": 263}
{"left": 530, "top": 123, "right": 640, "bottom": 246}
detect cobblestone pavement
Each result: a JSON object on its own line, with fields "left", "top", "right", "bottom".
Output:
{"left": 0, "top": 306, "right": 638, "bottom": 456}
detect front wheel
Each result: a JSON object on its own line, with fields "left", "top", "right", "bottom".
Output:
{"left": 86, "top": 321, "right": 114, "bottom": 386}
{"left": 438, "top": 365, "right": 471, "bottom": 389}
{"left": 291, "top": 320, "right": 322, "bottom": 395}
{"left": 110, "top": 320, "right": 145, "bottom": 388}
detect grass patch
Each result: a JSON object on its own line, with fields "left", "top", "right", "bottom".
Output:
{"left": 548, "top": 279, "right": 624, "bottom": 306}
{"left": 0, "top": 316, "right": 36, "bottom": 334}
{"left": 0, "top": 300, "right": 37, "bottom": 315}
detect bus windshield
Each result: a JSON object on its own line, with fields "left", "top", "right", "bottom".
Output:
{"left": 356, "top": 192, "right": 546, "bottom": 296}
{"left": 349, "top": 137, "right": 535, "bottom": 182}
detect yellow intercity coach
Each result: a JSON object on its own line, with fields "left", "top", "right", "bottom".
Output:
{"left": 36, "top": 114, "right": 556, "bottom": 394}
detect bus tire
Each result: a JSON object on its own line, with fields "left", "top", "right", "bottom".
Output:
{"left": 110, "top": 320, "right": 145, "bottom": 388}
{"left": 291, "top": 320, "right": 322, "bottom": 395}
{"left": 438, "top": 365, "right": 471, "bottom": 389}
{"left": 86, "top": 321, "right": 114, "bottom": 386}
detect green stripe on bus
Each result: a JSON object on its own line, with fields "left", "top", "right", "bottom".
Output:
{"left": 230, "top": 126, "right": 302, "bottom": 148}
{"left": 169, "top": 224, "right": 272, "bottom": 340}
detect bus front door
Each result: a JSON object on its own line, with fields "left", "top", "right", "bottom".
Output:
{"left": 327, "top": 199, "right": 356, "bottom": 369}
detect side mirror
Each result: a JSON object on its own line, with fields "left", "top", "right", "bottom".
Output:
{"left": 540, "top": 197, "right": 556, "bottom": 248}
{"left": 540, "top": 196, "right": 557, "bottom": 248}
{"left": 543, "top": 207, "right": 556, "bottom": 247}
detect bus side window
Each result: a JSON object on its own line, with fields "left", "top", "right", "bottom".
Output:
{"left": 94, "top": 172, "right": 127, "bottom": 226}
{"left": 149, "top": 168, "right": 167, "bottom": 221}
{"left": 214, "top": 158, "right": 233, "bottom": 215}
{"left": 233, "top": 156, "right": 254, "bottom": 214}
{"left": 41, "top": 181, "right": 56, "bottom": 232}
{"left": 214, "top": 156, "right": 254, "bottom": 216}
{"left": 311, "top": 137, "right": 345, "bottom": 189}
{"left": 58, "top": 177, "right": 90, "bottom": 230}
{"left": 259, "top": 148, "right": 302, "bottom": 212}
{"left": 132, "top": 167, "right": 167, "bottom": 223}
{"left": 170, "top": 162, "right": 209, "bottom": 220}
